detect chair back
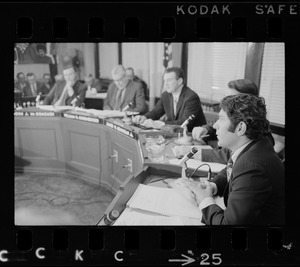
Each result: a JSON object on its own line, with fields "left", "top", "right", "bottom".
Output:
{"left": 204, "top": 111, "right": 218, "bottom": 126}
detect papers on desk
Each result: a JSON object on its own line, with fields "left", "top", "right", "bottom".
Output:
{"left": 38, "top": 105, "right": 74, "bottom": 112}
{"left": 168, "top": 158, "right": 226, "bottom": 173}
{"left": 73, "top": 107, "right": 139, "bottom": 118}
{"left": 85, "top": 93, "right": 107, "bottom": 99}
{"left": 126, "top": 184, "right": 202, "bottom": 219}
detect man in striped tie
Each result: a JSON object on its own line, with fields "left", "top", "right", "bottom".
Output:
{"left": 188, "top": 94, "right": 284, "bottom": 225}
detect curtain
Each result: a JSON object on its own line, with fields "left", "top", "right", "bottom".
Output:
{"left": 259, "top": 43, "right": 285, "bottom": 126}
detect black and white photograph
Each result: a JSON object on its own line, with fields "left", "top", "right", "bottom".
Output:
{"left": 14, "top": 42, "right": 285, "bottom": 226}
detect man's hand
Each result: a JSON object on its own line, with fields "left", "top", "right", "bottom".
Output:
{"left": 132, "top": 115, "right": 147, "bottom": 124}
{"left": 188, "top": 180, "right": 214, "bottom": 205}
{"left": 192, "top": 126, "right": 208, "bottom": 140}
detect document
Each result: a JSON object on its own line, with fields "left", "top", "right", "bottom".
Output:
{"left": 113, "top": 208, "right": 184, "bottom": 225}
{"left": 38, "top": 105, "right": 74, "bottom": 112}
{"left": 73, "top": 108, "right": 139, "bottom": 118}
{"left": 126, "top": 184, "right": 202, "bottom": 219}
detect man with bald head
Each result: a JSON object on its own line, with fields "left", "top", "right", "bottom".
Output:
{"left": 103, "top": 65, "right": 147, "bottom": 114}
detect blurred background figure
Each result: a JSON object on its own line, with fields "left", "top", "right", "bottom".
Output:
{"left": 84, "top": 74, "right": 102, "bottom": 97}
{"left": 23, "top": 72, "right": 48, "bottom": 97}
{"left": 15, "top": 72, "right": 29, "bottom": 94}
{"left": 125, "top": 67, "right": 149, "bottom": 101}
{"left": 54, "top": 74, "right": 64, "bottom": 83}
{"left": 36, "top": 44, "right": 53, "bottom": 64}
{"left": 42, "top": 73, "right": 55, "bottom": 93}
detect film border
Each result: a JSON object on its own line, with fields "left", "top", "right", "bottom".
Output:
{"left": 1, "top": 0, "right": 300, "bottom": 265}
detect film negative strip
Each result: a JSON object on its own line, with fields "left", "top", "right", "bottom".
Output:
{"left": 2, "top": 0, "right": 300, "bottom": 265}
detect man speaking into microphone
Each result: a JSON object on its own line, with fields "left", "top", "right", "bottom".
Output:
{"left": 42, "top": 65, "right": 86, "bottom": 107}
{"left": 132, "top": 67, "right": 206, "bottom": 132}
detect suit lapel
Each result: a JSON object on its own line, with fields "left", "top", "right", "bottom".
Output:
{"left": 174, "top": 86, "right": 185, "bottom": 119}
{"left": 223, "top": 139, "right": 259, "bottom": 207}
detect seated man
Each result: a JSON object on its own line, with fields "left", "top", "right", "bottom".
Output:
{"left": 42, "top": 73, "right": 55, "bottom": 93}
{"left": 23, "top": 72, "right": 49, "bottom": 97}
{"left": 192, "top": 79, "right": 275, "bottom": 164}
{"left": 15, "top": 72, "right": 29, "bottom": 94}
{"left": 188, "top": 94, "right": 285, "bottom": 225}
{"left": 125, "top": 67, "right": 149, "bottom": 101}
{"left": 84, "top": 74, "right": 102, "bottom": 96}
{"left": 103, "top": 65, "right": 147, "bottom": 114}
{"left": 133, "top": 67, "right": 206, "bottom": 132}
{"left": 42, "top": 65, "right": 86, "bottom": 107}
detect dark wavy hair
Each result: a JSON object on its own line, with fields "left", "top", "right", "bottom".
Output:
{"left": 228, "top": 79, "right": 259, "bottom": 96}
{"left": 164, "top": 67, "right": 185, "bottom": 84}
{"left": 220, "top": 94, "right": 270, "bottom": 140}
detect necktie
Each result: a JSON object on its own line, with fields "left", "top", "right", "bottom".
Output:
{"left": 226, "top": 157, "right": 233, "bottom": 182}
{"left": 31, "top": 84, "right": 37, "bottom": 96}
{"left": 223, "top": 157, "right": 233, "bottom": 207}
{"left": 114, "top": 89, "right": 123, "bottom": 110}
{"left": 173, "top": 96, "right": 178, "bottom": 116}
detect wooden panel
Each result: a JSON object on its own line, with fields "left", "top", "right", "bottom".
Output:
{"left": 14, "top": 117, "right": 65, "bottom": 172}
{"left": 62, "top": 119, "right": 102, "bottom": 184}
{"left": 19, "top": 128, "right": 58, "bottom": 159}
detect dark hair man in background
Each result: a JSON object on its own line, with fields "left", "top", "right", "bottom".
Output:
{"left": 43, "top": 65, "right": 86, "bottom": 107}
{"left": 133, "top": 67, "right": 206, "bottom": 132}
{"left": 23, "top": 73, "right": 48, "bottom": 97}
{"left": 15, "top": 72, "right": 29, "bottom": 93}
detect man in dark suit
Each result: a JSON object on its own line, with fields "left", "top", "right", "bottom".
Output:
{"left": 103, "top": 65, "right": 147, "bottom": 114}
{"left": 42, "top": 65, "right": 86, "bottom": 107}
{"left": 188, "top": 94, "right": 285, "bottom": 225}
{"left": 23, "top": 73, "right": 49, "bottom": 97}
{"left": 15, "top": 72, "right": 29, "bottom": 94}
{"left": 133, "top": 67, "right": 206, "bottom": 132}
{"left": 84, "top": 74, "right": 102, "bottom": 96}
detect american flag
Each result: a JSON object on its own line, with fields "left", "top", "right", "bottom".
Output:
{"left": 163, "top": 43, "right": 173, "bottom": 69}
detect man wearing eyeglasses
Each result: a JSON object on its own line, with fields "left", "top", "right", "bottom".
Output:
{"left": 42, "top": 65, "right": 86, "bottom": 107}
{"left": 103, "top": 65, "right": 147, "bottom": 114}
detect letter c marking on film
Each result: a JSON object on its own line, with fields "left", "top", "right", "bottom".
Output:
{"left": 36, "top": 247, "right": 45, "bottom": 259}
{"left": 114, "top": 250, "right": 124, "bottom": 261}
{"left": 0, "top": 250, "right": 8, "bottom": 262}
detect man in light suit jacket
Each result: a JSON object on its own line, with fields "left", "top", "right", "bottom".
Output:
{"left": 42, "top": 65, "right": 86, "bottom": 107}
{"left": 188, "top": 94, "right": 284, "bottom": 225}
{"left": 133, "top": 67, "right": 206, "bottom": 132}
{"left": 23, "top": 73, "right": 49, "bottom": 97}
{"left": 103, "top": 65, "right": 147, "bottom": 114}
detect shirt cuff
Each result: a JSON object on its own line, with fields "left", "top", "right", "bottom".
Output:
{"left": 198, "top": 197, "right": 216, "bottom": 210}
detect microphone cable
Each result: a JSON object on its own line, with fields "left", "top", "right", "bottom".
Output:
{"left": 188, "top": 163, "right": 211, "bottom": 180}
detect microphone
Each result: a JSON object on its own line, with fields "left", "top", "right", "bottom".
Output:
{"left": 35, "top": 92, "right": 42, "bottom": 103}
{"left": 103, "top": 210, "right": 120, "bottom": 225}
{"left": 71, "top": 95, "right": 80, "bottom": 106}
{"left": 122, "top": 101, "right": 134, "bottom": 112}
{"left": 178, "top": 147, "right": 198, "bottom": 166}
{"left": 180, "top": 114, "right": 195, "bottom": 128}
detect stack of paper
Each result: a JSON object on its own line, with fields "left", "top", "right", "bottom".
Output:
{"left": 38, "top": 105, "right": 74, "bottom": 112}
{"left": 73, "top": 108, "right": 139, "bottom": 118}
{"left": 126, "top": 184, "right": 202, "bottom": 219}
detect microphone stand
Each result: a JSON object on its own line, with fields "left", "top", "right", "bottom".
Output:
{"left": 174, "top": 125, "right": 193, "bottom": 145}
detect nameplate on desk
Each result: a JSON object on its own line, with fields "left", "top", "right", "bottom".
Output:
{"left": 62, "top": 112, "right": 100, "bottom": 124}
{"left": 104, "top": 121, "right": 137, "bottom": 139}
{"left": 14, "top": 111, "right": 55, "bottom": 117}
